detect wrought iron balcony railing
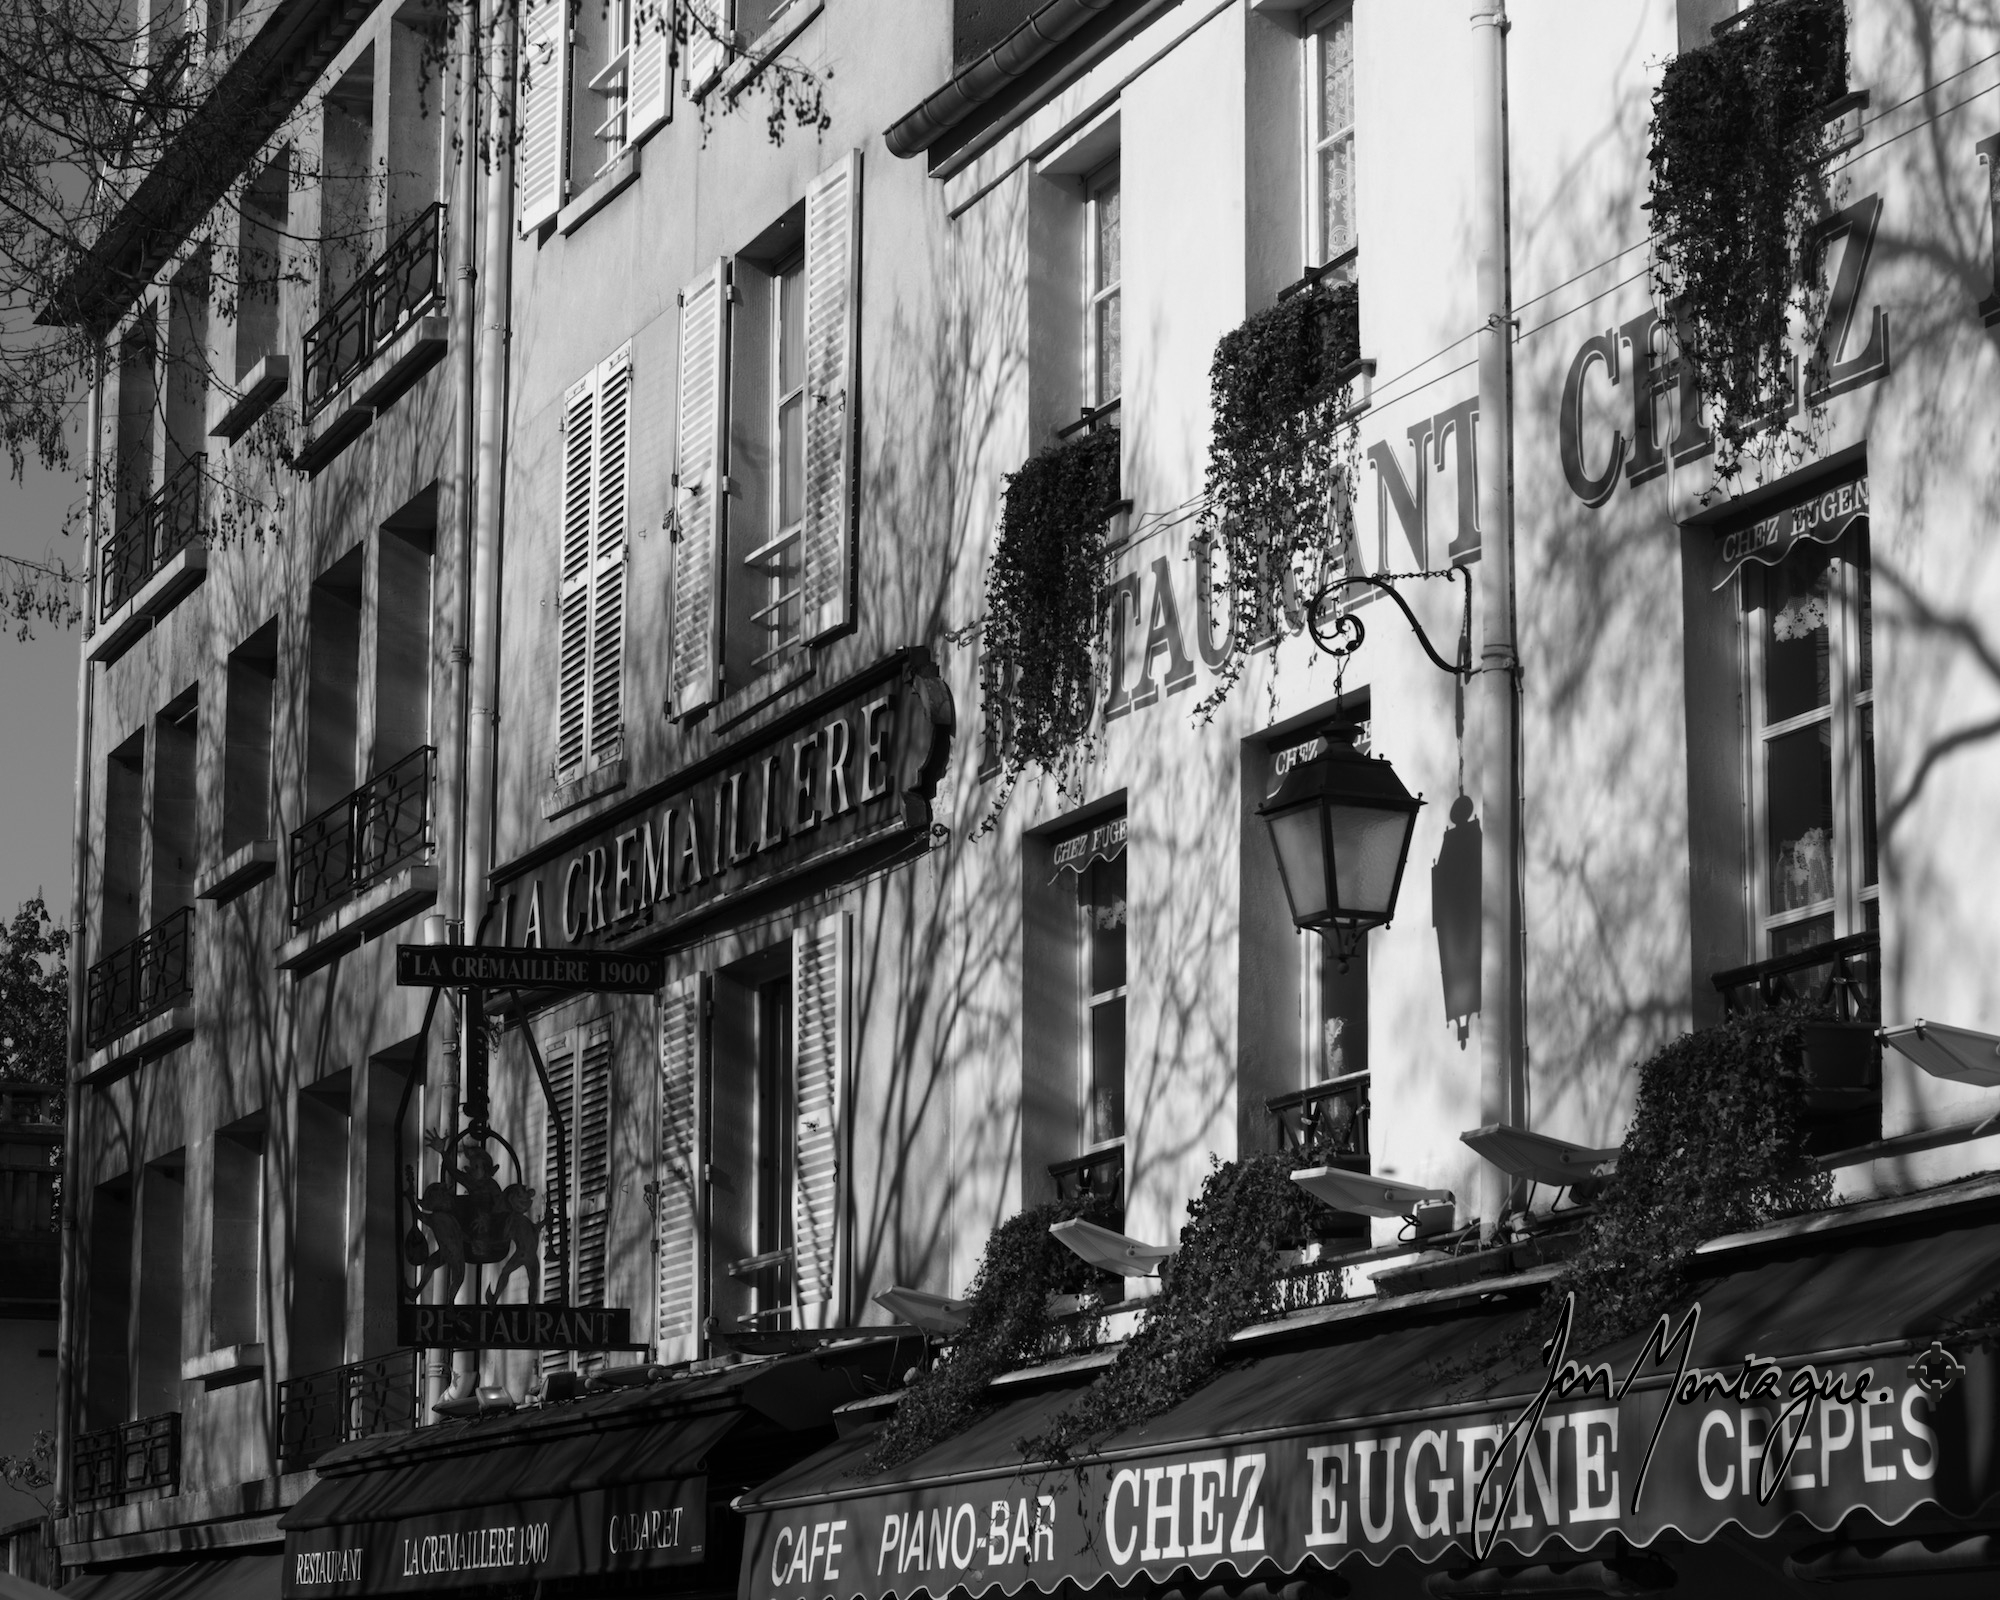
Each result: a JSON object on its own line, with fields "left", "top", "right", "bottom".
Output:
{"left": 276, "top": 1349, "right": 420, "bottom": 1471}
{"left": 289, "top": 745, "right": 435, "bottom": 927}
{"left": 302, "top": 202, "right": 445, "bottom": 419}
{"left": 100, "top": 453, "right": 205, "bottom": 622}
{"left": 85, "top": 906, "right": 193, "bottom": 1048}
{"left": 1269, "top": 1072, "right": 1371, "bottom": 1167}
{"left": 71, "top": 1412, "right": 179, "bottom": 1509}
{"left": 1713, "top": 929, "right": 1880, "bottom": 1024}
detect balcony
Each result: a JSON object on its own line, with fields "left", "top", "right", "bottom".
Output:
{"left": 276, "top": 1350, "right": 419, "bottom": 1472}
{"left": 1714, "top": 929, "right": 1882, "bottom": 1152}
{"left": 71, "top": 1413, "right": 179, "bottom": 1510}
{"left": 84, "top": 907, "right": 194, "bottom": 1079}
{"left": 1269, "top": 1073, "right": 1371, "bottom": 1245}
{"left": 298, "top": 203, "right": 448, "bottom": 473}
{"left": 279, "top": 746, "right": 437, "bottom": 972}
{"left": 89, "top": 455, "right": 209, "bottom": 664}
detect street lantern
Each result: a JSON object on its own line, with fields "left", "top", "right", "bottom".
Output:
{"left": 1258, "top": 725, "right": 1423, "bottom": 964}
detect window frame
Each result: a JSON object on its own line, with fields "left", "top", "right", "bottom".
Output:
{"left": 743, "top": 249, "right": 807, "bottom": 675}
{"left": 1074, "top": 842, "right": 1127, "bottom": 1155}
{"left": 1304, "top": 0, "right": 1357, "bottom": 274}
{"left": 1741, "top": 530, "right": 1877, "bottom": 957}
{"left": 584, "top": 0, "right": 634, "bottom": 177}
{"left": 1083, "top": 160, "right": 1122, "bottom": 412}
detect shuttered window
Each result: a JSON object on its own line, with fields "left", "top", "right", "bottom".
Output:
{"left": 537, "top": 1019, "right": 614, "bottom": 1374}
{"left": 555, "top": 346, "right": 631, "bottom": 784}
{"left": 683, "top": 0, "right": 733, "bottom": 98}
{"left": 517, "top": 0, "right": 570, "bottom": 232}
{"left": 790, "top": 913, "right": 847, "bottom": 1329}
{"left": 799, "top": 150, "right": 862, "bottom": 643}
{"left": 628, "top": 0, "right": 672, "bottom": 142}
{"left": 655, "top": 976, "right": 705, "bottom": 1365}
{"left": 671, "top": 261, "right": 730, "bottom": 717}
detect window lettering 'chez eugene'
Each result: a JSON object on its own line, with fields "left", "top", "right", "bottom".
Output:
{"left": 1306, "top": 0, "right": 1356, "bottom": 271}
{"left": 670, "top": 151, "right": 861, "bottom": 720}
{"left": 1741, "top": 521, "right": 1878, "bottom": 957}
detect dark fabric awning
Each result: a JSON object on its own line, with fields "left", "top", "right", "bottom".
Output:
{"left": 64, "top": 1556, "right": 279, "bottom": 1600}
{"left": 281, "top": 1339, "right": 921, "bottom": 1599}
{"left": 737, "top": 1188, "right": 2000, "bottom": 1598}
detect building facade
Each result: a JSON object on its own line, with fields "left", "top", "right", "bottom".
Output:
{"left": 52, "top": 0, "right": 2000, "bottom": 1596}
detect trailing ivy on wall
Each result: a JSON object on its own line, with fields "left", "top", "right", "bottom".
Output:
{"left": 1543, "top": 1008, "right": 1833, "bottom": 1357}
{"left": 975, "top": 426, "right": 1123, "bottom": 828}
{"left": 1195, "top": 280, "right": 1362, "bottom": 718}
{"left": 866, "top": 1197, "right": 1109, "bottom": 1472}
{"left": 1019, "top": 1151, "right": 1346, "bottom": 1465}
{"left": 1647, "top": 0, "right": 1847, "bottom": 477}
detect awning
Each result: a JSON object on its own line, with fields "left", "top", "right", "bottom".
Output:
{"left": 64, "top": 1556, "right": 279, "bottom": 1600}
{"left": 737, "top": 1188, "right": 2000, "bottom": 1597}
{"left": 1711, "top": 469, "right": 1869, "bottom": 590}
{"left": 283, "top": 1340, "right": 919, "bottom": 1598}
{"left": 1049, "top": 816, "right": 1125, "bottom": 881}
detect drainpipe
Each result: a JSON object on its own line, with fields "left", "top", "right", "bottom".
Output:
{"left": 54, "top": 348, "right": 106, "bottom": 1530}
{"left": 1470, "top": 0, "right": 1524, "bottom": 1239}
{"left": 423, "top": 0, "right": 482, "bottom": 1419}
{"left": 460, "top": 0, "right": 518, "bottom": 1392}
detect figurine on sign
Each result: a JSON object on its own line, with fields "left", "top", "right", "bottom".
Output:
{"left": 404, "top": 1129, "right": 545, "bottom": 1300}
{"left": 488, "top": 1183, "right": 544, "bottom": 1304}
{"left": 405, "top": 1174, "right": 468, "bottom": 1303}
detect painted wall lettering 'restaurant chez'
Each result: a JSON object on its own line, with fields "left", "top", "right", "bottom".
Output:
{"left": 737, "top": 1328, "right": 1998, "bottom": 1597}
{"left": 494, "top": 652, "right": 954, "bottom": 952}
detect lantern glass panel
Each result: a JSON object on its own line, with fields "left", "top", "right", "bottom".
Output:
{"left": 1328, "top": 806, "right": 1414, "bottom": 920}
{"left": 1267, "top": 806, "right": 1329, "bottom": 922}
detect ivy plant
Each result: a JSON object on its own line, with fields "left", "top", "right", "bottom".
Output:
{"left": 1195, "top": 280, "right": 1362, "bottom": 718}
{"left": 1545, "top": 1008, "right": 1832, "bottom": 1358}
{"left": 1647, "top": 0, "right": 1847, "bottom": 477}
{"left": 976, "top": 426, "right": 1122, "bottom": 827}
{"left": 866, "top": 1196, "right": 1109, "bottom": 1472}
{"left": 1019, "top": 1151, "right": 1346, "bottom": 1464}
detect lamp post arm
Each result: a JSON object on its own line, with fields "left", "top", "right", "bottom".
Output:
{"left": 1306, "top": 567, "right": 1473, "bottom": 681}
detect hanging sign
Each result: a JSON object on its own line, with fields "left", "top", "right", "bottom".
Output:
{"left": 1050, "top": 816, "right": 1127, "bottom": 880}
{"left": 492, "top": 652, "right": 953, "bottom": 953}
{"left": 1712, "top": 472, "right": 1869, "bottom": 590}
{"left": 395, "top": 945, "right": 665, "bottom": 993}
{"left": 397, "top": 1302, "right": 641, "bottom": 1351}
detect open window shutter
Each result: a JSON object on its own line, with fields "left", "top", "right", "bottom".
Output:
{"left": 628, "top": 0, "right": 672, "bottom": 142}
{"left": 538, "top": 1029, "right": 578, "bottom": 1375}
{"left": 683, "top": 0, "right": 732, "bottom": 98}
{"left": 575, "top": 1019, "right": 613, "bottom": 1326}
{"left": 518, "top": 0, "right": 570, "bottom": 232}
{"left": 800, "top": 150, "right": 862, "bottom": 643}
{"left": 555, "top": 372, "right": 598, "bottom": 781}
{"left": 589, "top": 348, "right": 631, "bottom": 767}
{"left": 791, "top": 912, "right": 847, "bottom": 1330}
{"left": 671, "top": 260, "right": 730, "bottom": 717}
{"left": 656, "top": 974, "right": 705, "bottom": 1365}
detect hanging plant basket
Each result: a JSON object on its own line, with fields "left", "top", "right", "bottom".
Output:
{"left": 976, "top": 425, "right": 1122, "bottom": 826}
{"left": 1196, "top": 279, "right": 1363, "bottom": 717}
{"left": 1647, "top": 0, "right": 1848, "bottom": 475}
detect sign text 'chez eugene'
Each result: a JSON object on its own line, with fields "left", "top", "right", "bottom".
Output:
{"left": 284, "top": 1474, "right": 705, "bottom": 1596}
{"left": 497, "top": 654, "right": 954, "bottom": 953}
{"left": 741, "top": 1296, "right": 1994, "bottom": 1600}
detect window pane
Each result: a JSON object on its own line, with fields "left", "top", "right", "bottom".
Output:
{"left": 1319, "top": 934, "right": 1367, "bottom": 1081}
{"left": 1771, "top": 913, "right": 1836, "bottom": 962}
{"left": 1321, "top": 135, "right": 1355, "bottom": 261}
{"left": 777, "top": 262, "right": 804, "bottom": 394}
{"left": 1080, "top": 853, "right": 1127, "bottom": 994}
{"left": 778, "top": 393, "right": 803, "bottom": 529}
{"left": 1095, "top": 182, "right": 1120, "bottom": 294}
{"left": 1095, "top": 292, "right": 1121, "bottom": 406}
{"left": 1763, "top": 551, "right": 1832, "bottom": 724}
{"left": 1855, "top": 536, "right": 1872, "bottom": 692}
{"left": 1321, "top": 11, "right": 1353, "bottom": 135}
{"left": 1089, "top": 996, "right": 1125, "bottom": 1142}
{"left": 1766, "top": 722, "right": 1835, "bottom": 913}
{"left": 1859, "top": 701, "right": 1877, "bottom": 889}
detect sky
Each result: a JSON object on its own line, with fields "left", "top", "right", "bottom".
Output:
{"left": 0, "top": 460, "right": 85, "bottom": 925}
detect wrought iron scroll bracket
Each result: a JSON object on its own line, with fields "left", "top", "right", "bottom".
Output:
{"left": 1306, "top": 566, "right": 1474, "bottom": 682}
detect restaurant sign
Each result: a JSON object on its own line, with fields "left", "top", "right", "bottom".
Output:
{"left": 284, "top": 1475, "right": 705, "bottom": 1596}
{"left": 397, "top": 1302, "right": 641, "bottom": 1351}
{"left": 395, "top": 945, "right": 665, "bottom": 993}
{"left": 1712, "top": 471, "right": 1869, "bottom": 590}
{"left": 740, "top": 1308, "right": 1997, "bottom": 1598}
{"left": 495, "top": 652, "right": 953, "bottom": 951}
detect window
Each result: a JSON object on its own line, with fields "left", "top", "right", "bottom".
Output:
{"left": 1306, "top": 2, "right": 1356, "bottom": 271}
{"left": 290, "top": 1077, "right": 352, "bottom": 1376}
{"left": 1078, "top": 852, "right": 1127, "bottom": 1146}
{"left": 539, "top": 1020, "right": 613, "bottom": 1374}
{"left": 223, "top": 623, "right": 277, "bottom": 856}
{"left": 1745, "top": 530, "right": 1877, "bottom": 957}
{"left": 84, "top": 1178, "right": 134, "bottom": 1428}
{"left": 670, "top": 151, "right": 860, "bottom": 719}
{"left": 211, "top": 1117, "right": 265, "bottom": 1351}
{"left": 233, "top": 153, "right": 289, "bottom": 386}
{"left": 1084, "top": 162, "right": 1121, "bottom": 410}
{"left": 133, "top": 1154, "right": 184, "bottom": 1419}
{"left": 555, "top": 347, "right": 631, "bottom": 785}
{"left": 586, "top": 0, "right": 634, "bottom": 176}
{"left": 517, "top": 0, "right": 668, "bottom": 230}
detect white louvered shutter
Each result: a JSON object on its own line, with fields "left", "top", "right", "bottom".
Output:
{"left": 791, "top": 912, "right": 847, "bottom": 1330}
{"left": 671, "top": 261, "right": 730, "bottom": 717}
{"left": 538, "top": 1029, "right": 577, "bottom": 1376}
{"left": 575, "top": 1019, "right": 613, "bottom": 1337}
{"left": 555, "top": 373, "right": 597, "bottom": 780}
{"left": 589, "top": 348, "right": 631, "bottom": 767}
{"left": 628, "top": 0, "right": 672, "bottom": 142}
{"left": 655, "top": 975, "right": 705, "bottom": 1365}
{"left": 517, "top": 0, "right": 570, "bottom": 232}
{"left": 683, "top": 0, "right": 732, "bottom": 98}
{"left": 800, "top": 150, "right": 862, "bottom": 643}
